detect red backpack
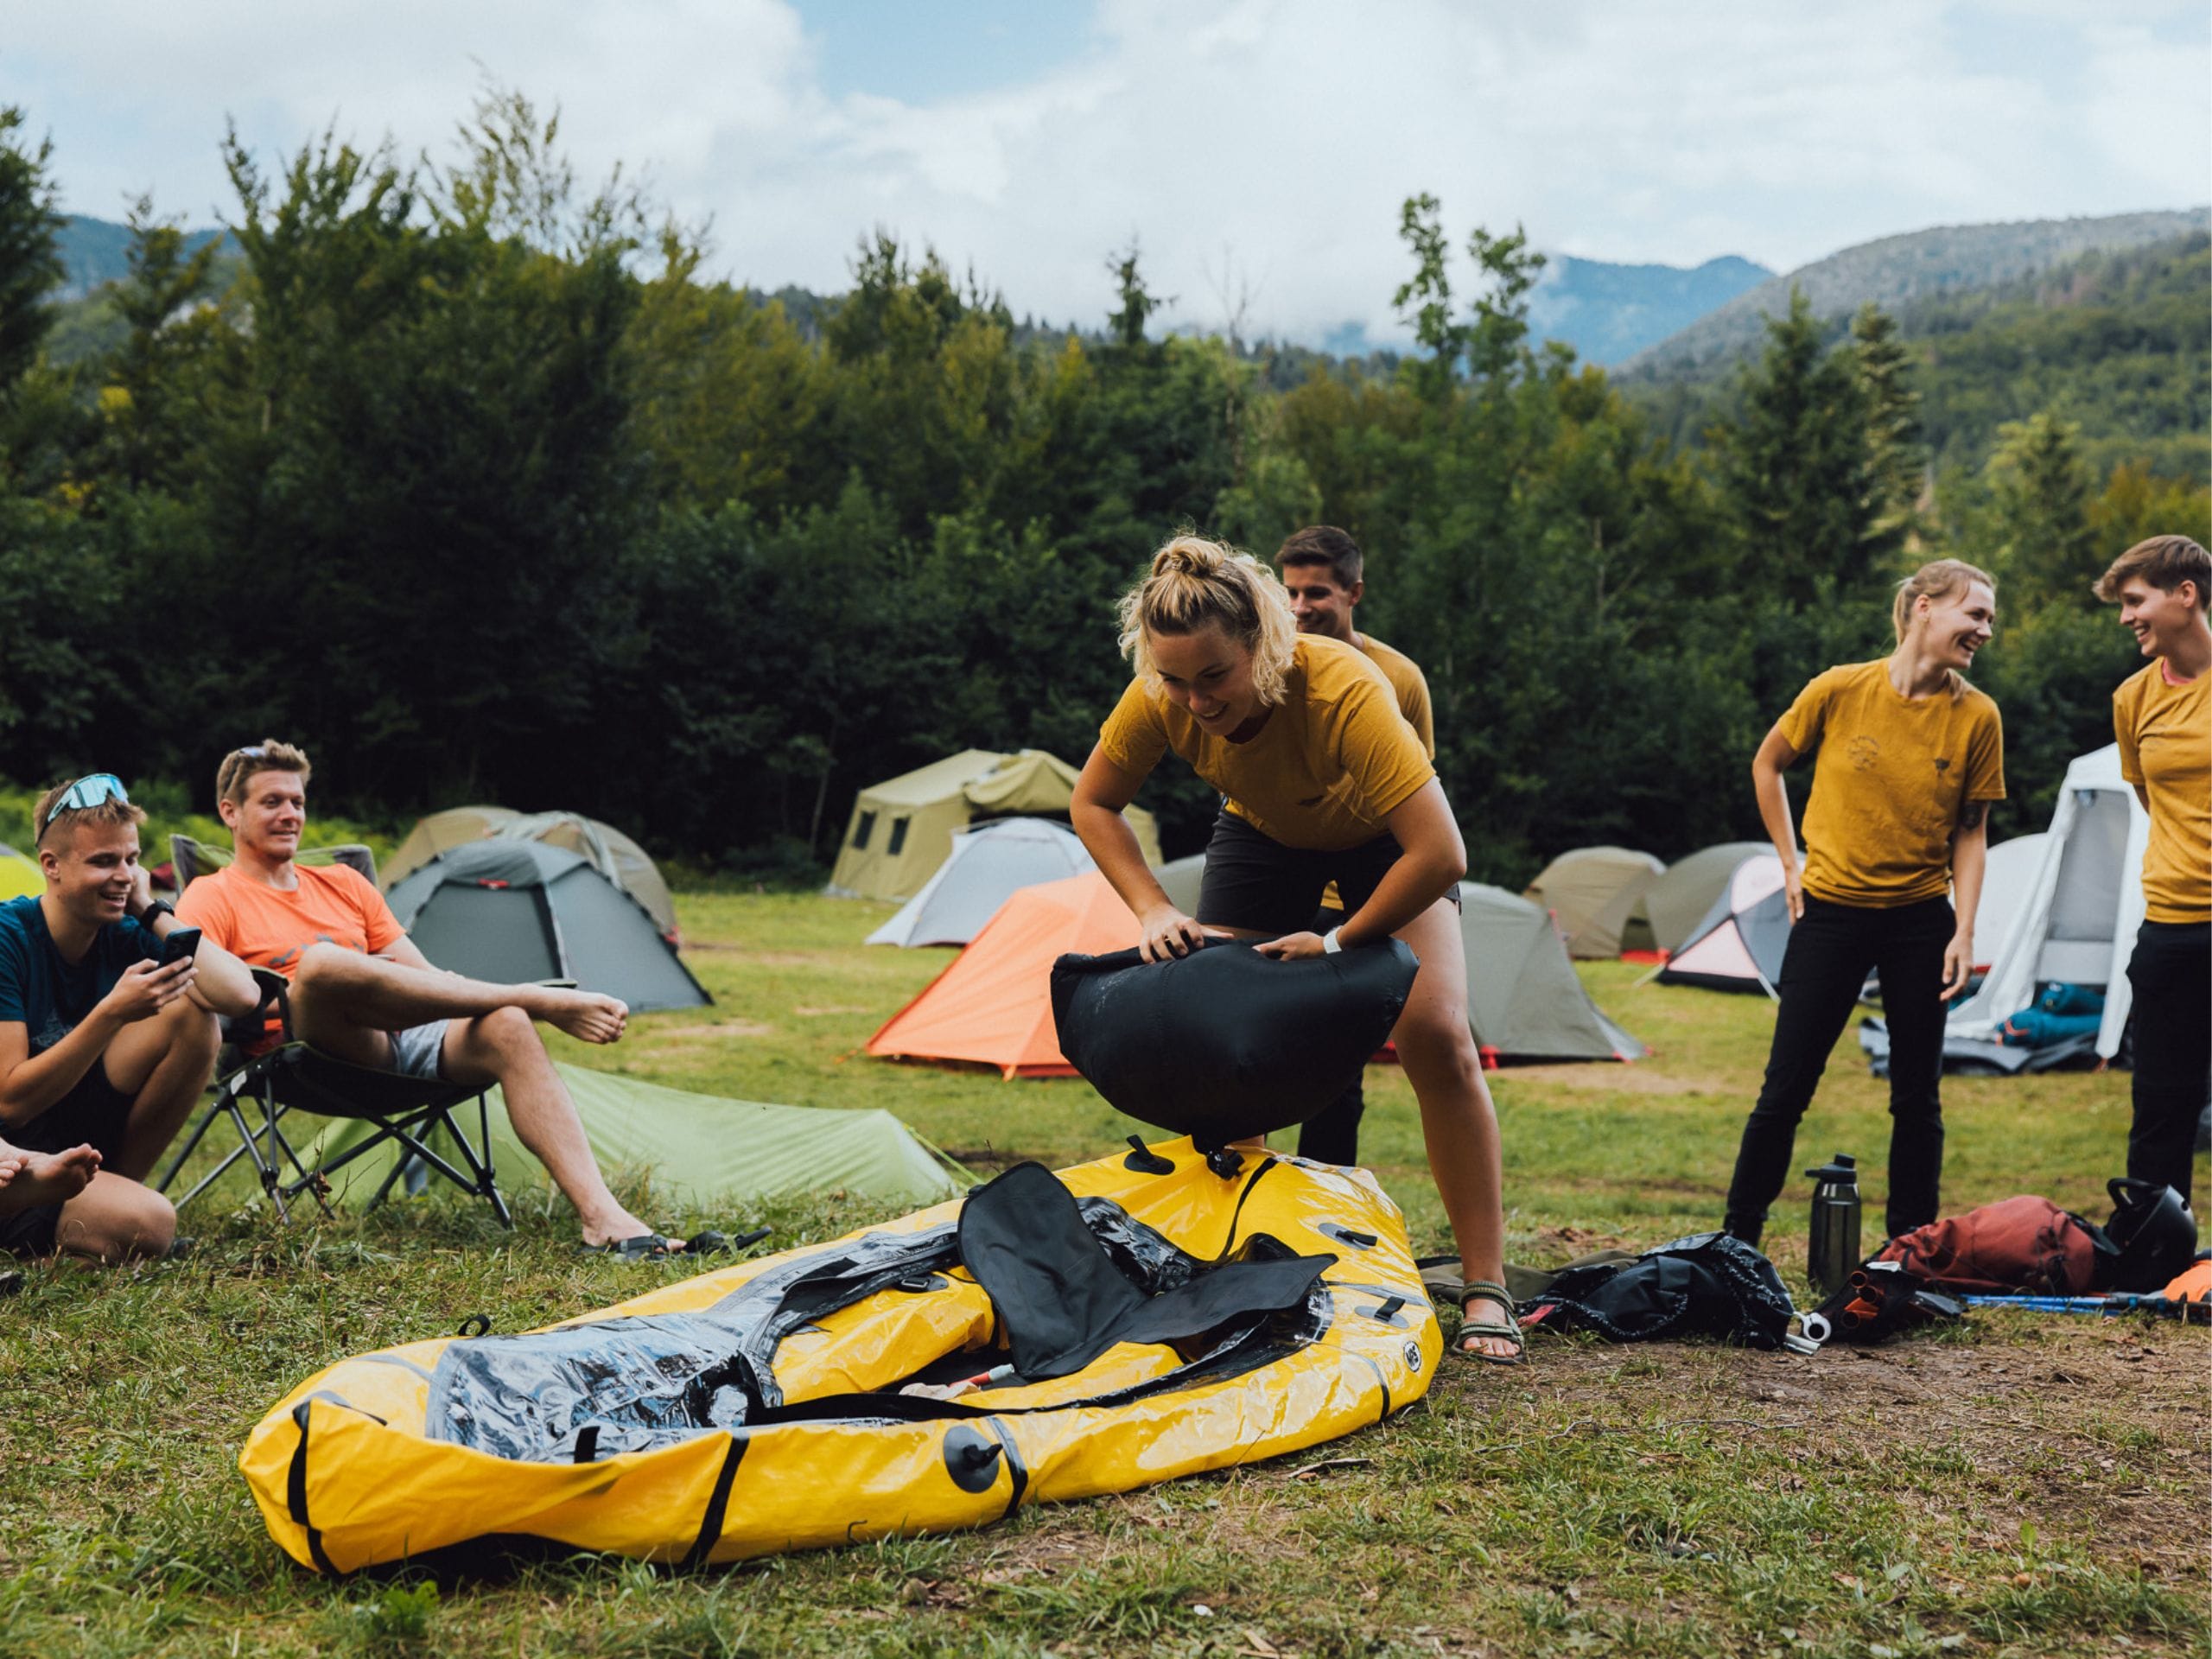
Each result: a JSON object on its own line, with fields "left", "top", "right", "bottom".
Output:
{"left": 1875, "top": 1196, "right": 2112, "bottom": 1295}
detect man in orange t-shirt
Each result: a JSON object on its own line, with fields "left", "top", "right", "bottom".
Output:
{"left": 177, "top": 741, "right": 712, "bottom": 1257}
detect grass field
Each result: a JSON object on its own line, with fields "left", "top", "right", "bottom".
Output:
{"left": 2, "top": 890, "right": 2204, "bottom": 1657}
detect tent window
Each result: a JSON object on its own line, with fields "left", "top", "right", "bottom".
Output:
{"left": 887, "top": 817, "right": 910, "bottom": 856}
{"left": 853, "top": 810, "right": 877, "bottom": 850}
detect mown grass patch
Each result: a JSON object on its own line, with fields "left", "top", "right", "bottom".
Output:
{"left": 3, "top": 891, "right": 2204, "bottom": 1656}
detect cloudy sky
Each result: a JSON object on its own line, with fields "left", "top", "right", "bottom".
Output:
{"left": 10, "top": 0, "right": 2209, "bottom": 345}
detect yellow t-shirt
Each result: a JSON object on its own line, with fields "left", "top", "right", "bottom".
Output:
{"left": 2113, "top": 659, "right": 2210, "bottom": 924}
{"left": 1098, "top": 634, "right": 1435, "bottom": 852}
{"left": 1355, "top": 632, "right": 1435, "bottom": 759}
{"left": 1778, "top": 661, "right": 2005, "bottom": 907}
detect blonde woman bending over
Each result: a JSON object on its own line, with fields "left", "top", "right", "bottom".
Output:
{"left": 1069, "top": 534, "right": 1521, "bottom": 1363}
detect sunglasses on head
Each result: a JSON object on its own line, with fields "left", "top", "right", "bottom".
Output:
{"left": 39, "top": 773, "right": 130, "bottom": 841}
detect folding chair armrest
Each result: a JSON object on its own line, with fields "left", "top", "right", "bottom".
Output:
{"left": 247, "top": 969, "right": 295, "bottom": 1044}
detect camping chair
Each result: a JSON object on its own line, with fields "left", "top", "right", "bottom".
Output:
{"left": 170, "top": 835, "right": 379, "bottom": 890}
{"left": 157, "top": 968, "right": 512, "bottom": 1229}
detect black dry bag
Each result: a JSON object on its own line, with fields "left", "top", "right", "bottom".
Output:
{"left": 1050, "top": 938, "right": 1419, "bottom": 1147}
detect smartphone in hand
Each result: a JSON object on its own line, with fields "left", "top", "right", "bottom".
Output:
{"left": 159, "top": 926, "right": 202, "bottom": 967}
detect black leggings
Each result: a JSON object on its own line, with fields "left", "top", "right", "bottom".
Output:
{"left": 2126, "top": 919, "right": 2209, "bottom": 1211}
{"left": 1723, "top": 893, "right": 1954, "bottom": 1244}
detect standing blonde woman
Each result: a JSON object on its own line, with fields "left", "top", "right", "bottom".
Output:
{"left": 1069, "top": 535, "right": 1521, "bottom": 1363}
{"left": 1722, "top": 559, "right": 2005, "bottom": 1247}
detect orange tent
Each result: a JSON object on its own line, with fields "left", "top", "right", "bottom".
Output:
{"left": 866, "top": 871, "right": 1139, "bottom": 1078}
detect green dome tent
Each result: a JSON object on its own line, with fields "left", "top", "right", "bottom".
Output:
{"left": 0, "top": 842, "right": 41, "bottom": 903}
{"left": 306, "top": 1063, "right": 971, "bottom": 1211}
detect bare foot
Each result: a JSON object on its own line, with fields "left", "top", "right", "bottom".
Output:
{"left": 0, "top": 1144, "right": 102, "bottom": 1217}
{"left": 581, "top": 1210, "right": 685, "bottom": 1252}
{"left": 541, "top": 991, "right": 628, "bottom": 1046}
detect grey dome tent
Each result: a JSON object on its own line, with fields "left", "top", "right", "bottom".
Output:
{"left": 1156, "top": 854, "right": 1205, "bottom": 916}
{"left": 1626, "top": 842, "right": 1776, "bottom": 955}
{"left": 1524, "top": 846, "right": 1667, "bottom": 958}
{"left": 385, "top": 841, "right": 709, "bottom": 1014}
{"left": 384, "top": 805, "right": 683, "bottom": 943}
{"left": 1458, "top": 884, "right": 1648, "bottom": 1063}
{"left": 1136, "top": 856, "right": 1645, "bottom": 1063}
{"left": 868, "top": 818, "right": 1096, "bottom": 947}
{"left": 1656, "top": 850, "right": 1790, "bottom": 996}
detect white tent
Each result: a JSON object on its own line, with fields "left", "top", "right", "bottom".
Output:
{"left": 1656, "top": 850, "right": 1790, "bottom": 996}
{"left": 1967, "top": 833, "right": 2050, "bottom": 974}
{"left": 1947, "top": 746, "right": 2148, "bottom": 1058}
{"left": 866, "top": 818, "right": 1096, "bottom": 947}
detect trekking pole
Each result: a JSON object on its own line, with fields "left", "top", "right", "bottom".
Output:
{"left": 1962, "top": 1294, "right": 2204, "bottom": 1322}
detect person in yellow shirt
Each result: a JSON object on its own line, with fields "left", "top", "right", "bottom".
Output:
{"left": 1722, "top": 560, "right": 2005, "bottom": 1246}
{"left": 1275, "top": 524, "right": 1433, "bottom": 1167}
{"left": 2094, "top": 534, "right": 2211, "bottom": 1209}
{"left": 1071, "top": 534, "right": 1521, "bottom": 1363}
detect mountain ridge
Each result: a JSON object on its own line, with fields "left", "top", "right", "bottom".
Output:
{"left": 1623, "top": 207, "right": 2210, "bottom": 378}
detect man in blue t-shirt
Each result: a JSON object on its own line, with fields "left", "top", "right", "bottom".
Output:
{"left": 0, "top": 775, "right": 257, "bottom": 1262}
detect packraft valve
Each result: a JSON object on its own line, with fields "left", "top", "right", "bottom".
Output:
{"left": 1805, "top": 1154, "right": 1862, "bottom": 1298}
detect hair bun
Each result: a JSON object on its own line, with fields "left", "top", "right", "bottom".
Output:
{"left": 1152, "top": 536, "right": 1224, "bottom": 579}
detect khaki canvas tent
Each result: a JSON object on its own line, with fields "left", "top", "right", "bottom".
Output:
{"left": 0, "top": 842, "right": 40, "bottom": 902}
{"left": 829, "top": 749, "right": 1163, "bottom": 903}
{"left": 385, "top": 807, "right": 682, "bottom": 943}
{"left": 1627, "top": 841, "right": 1779, "bottom": 955}
{"left": 305, "top": 1062, "right": 970, "bottom": 1210}
{"left": 385, "top": 841, "right": 709, "bottom": 1014}
{"left": 867, "top": 818, "right": 1096, "bottom": 947}
{"left": 1524, "top": 846, "right": 1668, "bottom": 958}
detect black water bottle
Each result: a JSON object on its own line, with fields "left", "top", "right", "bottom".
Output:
{"left": 1805, "top": 1154, "right": 1862, "bottom": 1298}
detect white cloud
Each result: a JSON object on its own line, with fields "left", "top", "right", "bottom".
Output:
{"left": 9, "top": 0, "right": 2205, "bottom": 345}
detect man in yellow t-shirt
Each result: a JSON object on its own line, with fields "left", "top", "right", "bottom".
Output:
{"left": 2095, "top": 536, "right": 2212, "bottom": 1208}
{"left": 1274, "top": 525, "right": 1435, "bottom": 1166}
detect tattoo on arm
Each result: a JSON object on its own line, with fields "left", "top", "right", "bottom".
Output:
{"left": 1958, "top": 802, "right": 1986, "bottom": 832}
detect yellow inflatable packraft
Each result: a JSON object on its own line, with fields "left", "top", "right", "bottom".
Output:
{"left": 241, "top": 1138, "right": 1440, "bottom": 1572}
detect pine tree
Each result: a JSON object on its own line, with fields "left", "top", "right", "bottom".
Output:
{"left": 1848, "top": 302, "right": 1924, "bottom": 556}
{"left": 0, "top": 106, "right": 63, "bottom": 392}
{"left": 1986, "top": 411, "right": 2095, "bottom": 609}
{"left": 1719, "top": 288, "right": 1878, "bottom": 604}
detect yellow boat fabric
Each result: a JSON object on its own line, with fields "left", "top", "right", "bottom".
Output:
{"left": 240, "top": 1138, "right": 1438, "bottom": 1572}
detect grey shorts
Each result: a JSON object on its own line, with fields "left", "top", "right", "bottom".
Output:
{"left": 386, "top": 1020, "right": 451, "bottom": 1081}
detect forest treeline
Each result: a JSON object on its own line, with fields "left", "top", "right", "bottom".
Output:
{"left": 1, "top": 95, "right": 2204, "bottom": 883}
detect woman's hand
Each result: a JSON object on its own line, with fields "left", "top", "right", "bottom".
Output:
{"left": 1253, "top": 931, "right": 1327, "bottom": 962}
{"left": 1940, "top": 929, "right": 1975, "bottom": 1001}
{"left": 1137, "top": 906, "right": 1227, "bottom": 963}
{"left": 1782, "top": 858, "right": 1804, "bottom": 923}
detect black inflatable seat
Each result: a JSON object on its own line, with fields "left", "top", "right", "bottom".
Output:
{"left": 428, "top": 1162, "right": 1334, "bottom": 1463}
{"left": 1051, "top": 938, "right": 1420, "bottom": 1146}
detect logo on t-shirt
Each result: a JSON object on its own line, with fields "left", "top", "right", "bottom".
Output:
{"left": 1847, "top": 735, "right": 1880, "bottom": 771}
{"left": 1933, "top": 758, "right": 1951, "bottom": 773}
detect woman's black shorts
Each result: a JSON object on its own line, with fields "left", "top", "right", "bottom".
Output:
{"left": 1194, "top": 810, "right": 1459, "bottom": 935}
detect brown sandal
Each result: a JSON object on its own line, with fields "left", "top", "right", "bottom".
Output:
{"left": 1455, "top": 1280, "right": 1526, "bottom": 1365}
